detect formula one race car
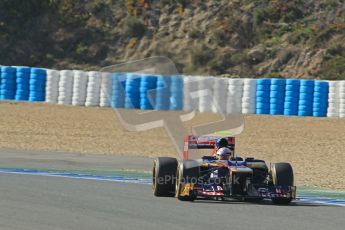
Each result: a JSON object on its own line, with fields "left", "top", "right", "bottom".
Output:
{"left": 152, "top": 135, "right": 296, "bottom": 204}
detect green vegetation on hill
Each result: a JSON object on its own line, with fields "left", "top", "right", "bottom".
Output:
{"left": 0, "top": 0, "right": 344, "bottom": 79}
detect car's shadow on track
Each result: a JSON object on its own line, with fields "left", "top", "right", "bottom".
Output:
{"left": 188, "top": 198, "right": 333, "bottom": 207}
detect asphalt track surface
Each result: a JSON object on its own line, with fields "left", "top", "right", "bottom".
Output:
{"left": 1, "top": 149, "right": 345, "bottom": 230}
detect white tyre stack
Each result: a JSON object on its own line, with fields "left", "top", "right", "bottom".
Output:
{"left": 58, "top": 70, "right": 74, "bottom": 105}
{"left": 198, "top": 77, "right": 215, "bottom": 113}
{"left": 45, "top": 69, "right": 60, "bottom": 103}
{"left": 85, "top": 71, "right": 101, "bottom": 107}
{"left": 327, "top": 81, "right": 339, "bottom": 117}
{"left": 100, "top": 72, "right": 112, "bottom": 107}
{"left": 339, "top": 80, "right": 345, "bottom": 118}
{"left": 226, "top": 78, "right": 244, "bottom": 114}
{"left": 182, "top": 76, "right": 192, "bottom": 111}
{"left": 242, "top": 78, "right": 257, "bottom": 114}
{"left": 213, "top": 77, "right": 228, "bottom": 114}
{"left": 183, "top": 75, "right": 199, "bottom": 112}
{"left": 72, "top": 70, "right": 88, "bottom": 106}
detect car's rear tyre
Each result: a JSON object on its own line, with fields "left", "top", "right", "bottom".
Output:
{"left": 152, "top": 157, "right": 178, "bottom": 197}
{"left": 271, "top": 162, "right": 294, "bottom": 204}
{"left": 175, "top": 160, "right": 199, "bottom": 201}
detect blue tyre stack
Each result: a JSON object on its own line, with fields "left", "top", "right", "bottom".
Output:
{"left": 15, "top": 66, "right": 30, "bottom": 101}
{"left": 313, "top": 81, "right": 328, "bottom": 117}
{"left": 124, "top": 73, "right": 141, "bottom": 109}
{"left": 270, "top": 79, "right": 286, "bottom": 115}
{"left": 298, "top": 80, "right": 314, "bottom": 116}
{"left": 155, "top": 75, "right": 171, "bottom": 110}
{"left": 140, "top": 75, "right": 157, "bottom": 110}
{"left": 0, "top": 66, "right": 16, "bottom": 100}
{"left": 169, "top": 75, "right": 183, "bottom": 110}
{"left": 256, "top": 79, "right": 271, "bottom": 114}
{"left": 284, "top": 79, "right": 300, "bottom": 116}
{"left": 111, "top": 73, "right": 127, "bottom": 108}
{"left": 29, "top": 68, "right": 46, "bottom": 102}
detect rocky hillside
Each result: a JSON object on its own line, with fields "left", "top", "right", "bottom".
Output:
{"left": 0, "top": 0, "right": 344, "bottom": 79}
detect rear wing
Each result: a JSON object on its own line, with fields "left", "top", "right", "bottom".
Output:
{"left": 183, "top": 135, "right": 235, "bottom": 160}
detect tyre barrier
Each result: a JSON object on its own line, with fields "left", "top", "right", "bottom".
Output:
{"left": 1, "top": 66, "right": 16, "bottom": 100}
{"left": 298, "top": 80, "right": 314, "bottom": 116}
{"left": 327, "top": 81, "right": 339, "bottom": 118}
{"left": 100, "top": 72, "right": 112, "bottom": 107}
{"left": 313, "top": 81, "right": 328, "bottom": 117}
{"left": 85, "top": 71, "right": 101, "bottom": 107}
{"left": 46, "top": 69, "right": 60, "bottom": 104}
{"left": 227, "top": 78, "right": 243, "bottom": 114}
{"left": 29, "top": 68, "right": 46, "bottom": 102}
{"left": 270, "top": 78, "right": 285, "bottom": 115}
{"left": 125, "top": 73, "right": 141, "bottom": 109}
{"left": 284, "top": 79, "right": 299, "bottom": 116}
{"left": 72, "top": 70, "right": 87, "bottom": 106}
{"left": 0, "top": 65, "right": 342, "bottom": 118}
{"left": 140, "top": 74, "right": 157, "bottom": 110}
{"left": 242, "top": 78, "right": 256, "bottom": 114}
{"left": 339, "top": 81, "right": 345, "bottom": 118}
{"left": 256, "top": 78, "right": 270, "bottom": 114}
{"left": 183, "top": 75, "right": 198, "bottom": 112}
{"left": 199, "top": 77, "right": 215, "bottom": 113}
{"left": 58, "top": 70, "right": 73, "bottom": 105}
{"left": 170, "top": 75, "right": 183, "bottom": 110}
{"left": 155, "top": 75, "right": 171, "bottom": 110}
{"left": 214, "top": 77, "right": 228, "bottom": 114}
{"left": 111, "top": 72, "right": 126, "bottom": 108}
{"left": 15, "top": 66, "right": 30, "bottom": 101}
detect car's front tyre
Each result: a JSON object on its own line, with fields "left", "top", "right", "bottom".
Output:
{"left": 175, "top": 160, "right": 199, "bottom": 201}
{"left": 270, "top": 162, "right": 294, "bottom": 204}
{"left": 152, "top": 157, "right": 178, "bottom": 197}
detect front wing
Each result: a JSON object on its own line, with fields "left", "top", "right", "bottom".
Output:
{"left": 180, "top": 183, "right": 296, "bottom": 200}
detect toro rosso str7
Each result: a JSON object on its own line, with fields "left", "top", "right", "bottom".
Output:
{"left": 153, "top": 135, "right": 296, "bottom": 204}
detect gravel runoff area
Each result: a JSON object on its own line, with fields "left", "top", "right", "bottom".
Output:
{"left": 0, "top": 101, "right": 345, "bottom": 190}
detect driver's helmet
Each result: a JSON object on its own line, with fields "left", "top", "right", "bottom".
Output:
{"left": 216, "top": 138, "right": 228, "bottom": 149}
{"left": 216, "top": 147, "right": 232, "bottom": 160}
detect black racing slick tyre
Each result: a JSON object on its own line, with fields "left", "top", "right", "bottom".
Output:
{"left": 271, "top": 162, "right": 294, "bottom": 204}
{"left": 175, "top": 160, "right": 199, "bottom": 201}
{"left": 152, "top": 157, "right": 178, "bottom": 197}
